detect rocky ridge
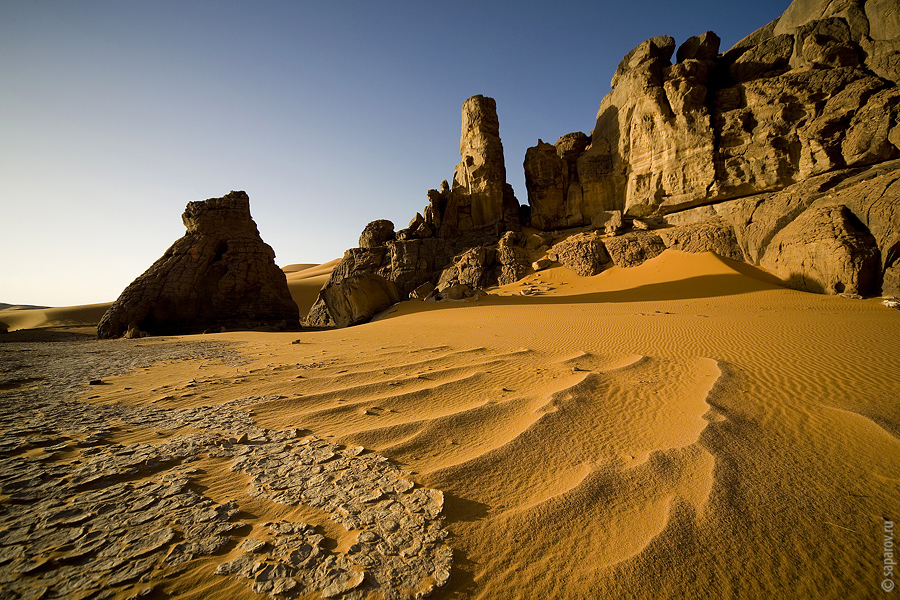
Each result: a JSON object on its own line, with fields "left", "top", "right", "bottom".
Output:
{"left": 524, "top": 0, "right": 900, "bottom": 298}
{"left": 307, "top": 0, "right": 900, "bottom": 327}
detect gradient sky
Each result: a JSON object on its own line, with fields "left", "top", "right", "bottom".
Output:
{"left": 2, "top": 0, "right": 790, "bottom": 306}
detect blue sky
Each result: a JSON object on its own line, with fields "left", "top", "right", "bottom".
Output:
{"left": 1, "top": 0, "right": 790, "bottom": 306}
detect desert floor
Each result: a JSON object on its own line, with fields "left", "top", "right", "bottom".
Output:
{"left": 1, "top": 250, "right": 898, "bottom": 599}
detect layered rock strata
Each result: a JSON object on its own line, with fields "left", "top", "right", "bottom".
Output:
{"left": 98, "top": 191, "right": 299, "bottom": 338}
{"left": 522, "top": 0, "right": 900, "bottom": 297}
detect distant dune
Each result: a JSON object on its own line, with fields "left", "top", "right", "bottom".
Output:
{"left": 0, "top": 302, "right": 111, "bottom": 332}
{"left": 283, "top": 259, "right": 339, "bottom": 317}
{"left": 0, "top": 302, "right": 50, "bottom": 311}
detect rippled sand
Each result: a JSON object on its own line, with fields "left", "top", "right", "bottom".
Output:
{"left": 2, "top": 250, "right": 898, "bottom": 599}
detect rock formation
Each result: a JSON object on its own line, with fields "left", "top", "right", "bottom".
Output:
{"left": 759, "top": 205, "right": 881, "bottom": 295}
{"left": 551, "top": 233, "right": 611, "bottom": 276}
{"left": 307, "top": 0, "right": 900, "bottom": 329}
{"left": 525, "top": 3, "right": 900, "bottom": 223}
{"left": 98, "top": 191, "right": 300, "bottom": 338}
{"left": 426, "top": 95, "right": 520, "bottom": 237}
{"left": 306, "top": 97, "right": 528, "bottom": 328}
{"left": 521, "top": 0, "right": 900, "bottom": 297}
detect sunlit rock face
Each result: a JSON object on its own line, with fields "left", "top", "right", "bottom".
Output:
{"left": 525, "top": 1, "right": 900, "bottom": 224}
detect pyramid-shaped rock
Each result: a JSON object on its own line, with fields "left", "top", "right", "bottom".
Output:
{"left": 98, "top": 191, "right": 299, "bottom": 338}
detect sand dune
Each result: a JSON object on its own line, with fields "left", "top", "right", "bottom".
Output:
{"left": 5, "top": 249, "right": 898, "bottom": 598}
{"left": 281, "top": 263, "right": 320, "bottom": 274}
{"left": 284, "top": 259, "right": 339, "bottom": 316}
{"left": 0, "top": 302, "right": 110, "bottom": 332}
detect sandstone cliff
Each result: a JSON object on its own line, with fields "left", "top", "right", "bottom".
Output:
{"left": 308, "top": 0, "right": 900, "bottom": 329}
{"left": 524, "top": 0, "right": 900, "bottom": 297}
{"left": 98, "top": 191, "right": 300, "bottom": 338}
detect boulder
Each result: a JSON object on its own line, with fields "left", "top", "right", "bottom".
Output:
{"left": 434, "top": 234, "right": 529, "bottom": 291}
{"left": 359, "top": 220, "right": 395, "bottom": 248}
{"left": 440, "top": 284, "right": 473, "bottom": 301}
{"left": 591, "top": 210, "right": 624, "bottom": 235}
{"left": 305, "top": 247, "right": 401, "bottom": 328}
{"left": 658, "top": 219, "right": 745, "bottom": 261}
{"left": 604, "top": 232, "right": 667, "bottom": 268}
{"left": 532, "top": 258, "right": 553, "bottom": 271}
{"left": 552, "top": 233, "right": 611, "bottom": 276}
{"left": 409, "top": 282, "right": 435, "bottom": 301}
{"left": 384, "top": 238, "right": 456, "bottom": 297}
{"left": 760, "top": 205, "right": 881, "bottom": 295}
{"left": 496, "top": 231, "right": 529, "bottom": 285}
{"left": 525, "top": 232, "right": 552, "bottom": 251}
{"left": 97, "top": 191, "right": 300, "bottom": 339}
{"left": 437, "top": 246, "right": 494, "bottom": 291}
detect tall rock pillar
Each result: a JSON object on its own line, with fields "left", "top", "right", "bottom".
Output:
{"left": 438, "top": 95, "right": 518, "bottom": 237}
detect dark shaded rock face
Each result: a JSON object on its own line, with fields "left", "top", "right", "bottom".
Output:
{"left": 98, "top": 191, "right": 299, "bottom": 338}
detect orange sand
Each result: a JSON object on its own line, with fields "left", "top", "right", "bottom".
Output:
{"left": 284, "top": 259, "right": 338, "bottom": 316}
{"left": 18, "top": 250, "right": 900, "bottom": 598}
{"left": 0, "top": 302, "right": 110, "bottom": 331}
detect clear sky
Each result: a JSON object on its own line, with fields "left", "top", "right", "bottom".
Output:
{"left": 1, "top": 0, "right": 790, "bottom": 307}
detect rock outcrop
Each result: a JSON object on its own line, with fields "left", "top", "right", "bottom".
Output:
{"left": 98, "top": 191, "right": 299, "bottom": 338}
{"left": 359, "top": 219, "right": 396, "bottom": 248}
{"left": 307, "top": 0, "right": 900, "bottom": 328}
{"left": 304, "top": 246, "right": 401, "bottom": 328}
{"left": 759, "top": 205, "right": 880, "bottom": 295}
{"left": 305, "top": 96, "right": 527, "bottom": 327}
{"left": 551, "top": 233, "right": 611, "bottom": 276}
{"left": 604, "top": 232, "right": 668, "bottom": 268}
{"left": 427, "top": 96, "right": 520, "bottom": 237}
{"left": 660, "top": 159, "right": 899, "bottom": 295}
{"left": 520, "top": 0, "right": 900, "bottom": 296}
{"left": 658, "top": 218, "right": 745, "bottom": 262}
